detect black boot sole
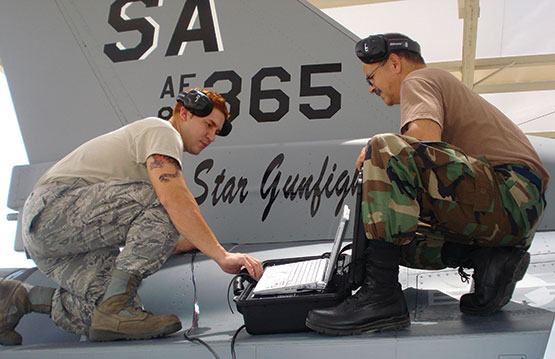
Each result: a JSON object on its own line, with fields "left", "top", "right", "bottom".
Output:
{"left": 306, "top": 313, "right": 410, "bottom": 336}
{"left": 460, "top": 249, "right": 530, "bottom": 316}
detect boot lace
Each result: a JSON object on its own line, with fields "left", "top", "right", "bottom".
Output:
{"left": 342, "top": 291, "right": 366, "bottom": 306}
{"left": 123, "top": 277, "right": 149, "bottom": 314}
{"left": 343, "top": 279, "right": 376, "bottom": 305}
{"left": 458, "top": 267, "right": 471, "bottom": 284}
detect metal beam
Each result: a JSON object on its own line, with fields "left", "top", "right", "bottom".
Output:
{"left": 306, "top": 0, "right": 401, "bottom": 9}
{"left": 458, "top": 0, "right": 480, "bottom": 88}
{"left": 474, "top": 81, "right": 555, "bottom": 94}
{"left": 430, "top": 53, "right": 555, "bottom": 72}
{"left": 429, "top": 54, "right": 555, "bottom": 93}
{"left": 527, "top": 132, "right": 555, "bottom": 139}
{"left": 472, "top": 61, "right": 516, "bottom": 87}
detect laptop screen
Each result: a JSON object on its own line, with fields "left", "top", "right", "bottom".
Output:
{"left": 322, "top": 205, "right": 350, "bottom": 283}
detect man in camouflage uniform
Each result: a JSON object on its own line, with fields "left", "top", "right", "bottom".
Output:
{"left": 0, "top": 89, "right": 263, "bottom": 345}
{"left": 306, "top": 33, "right": 549, "bottom": 336}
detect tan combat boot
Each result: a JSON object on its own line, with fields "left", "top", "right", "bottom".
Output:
{"left": 0, "top": 280, "right": 32, "bottom": 346}
{"left": 89, "top": 276, "right": 182, "bottom": 341}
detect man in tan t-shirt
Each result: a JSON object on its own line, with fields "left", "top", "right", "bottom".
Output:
{"left": 306, "top": 33, "right": 549, "bottom": 336}
{"left": 0, "top": 89, "right": 263, "bottom": 345}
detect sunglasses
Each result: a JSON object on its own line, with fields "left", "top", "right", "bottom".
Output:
{"left": 365, "top": 60, "right": 387, "bottom": 87}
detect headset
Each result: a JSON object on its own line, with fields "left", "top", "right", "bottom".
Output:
{"left": 355, "top": 34, "right": 421, "bottom": 64}
{"left": 176, "top": 89, "right": 232, "bottom": 136}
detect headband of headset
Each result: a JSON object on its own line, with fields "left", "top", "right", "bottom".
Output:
{"left": 355, "top": 34, "right": 421, "bottom": 64}
{"left": 176, "top": 89, "right": 232, "bottom": 137}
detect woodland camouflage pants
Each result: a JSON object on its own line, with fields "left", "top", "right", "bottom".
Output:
{"left": 362, "top": 134, "right": 545, "bottom": 270}
{"left": 22, "top": 180, "right": 179, "bottom": 335}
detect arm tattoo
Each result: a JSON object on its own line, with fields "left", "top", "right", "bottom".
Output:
{"left": 149, "top": 154, "right": 181, "bottom": 183}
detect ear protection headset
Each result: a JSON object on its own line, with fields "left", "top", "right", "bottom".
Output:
{"left": 177, "top": 89, "right": 213, "bottom": 117}
{"left": 355, "top": 34, "right": 421, "bottom": 64}
{"left": 176, "top": 89, "right": 232, "bottom": 136}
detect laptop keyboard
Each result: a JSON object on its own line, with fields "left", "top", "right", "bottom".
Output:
{"left": 280, "top": 258, "right": 327, "bottom": 287}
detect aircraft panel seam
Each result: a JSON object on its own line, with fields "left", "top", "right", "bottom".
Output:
{"left": 54, "top": 0, "right": 132, "bottom": 127}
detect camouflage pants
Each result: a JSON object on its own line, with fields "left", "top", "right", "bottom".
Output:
{"left": 21, "top": 180, "right": 180, "bottom": 335}
{"left": 362, "top": 134, "right": 545, "bottom": 270}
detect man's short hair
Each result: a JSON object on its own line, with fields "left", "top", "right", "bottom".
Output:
{"left": 198, "top": 88, "right": 230, "bottom": 119}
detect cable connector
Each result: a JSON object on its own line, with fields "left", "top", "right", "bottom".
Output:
{"left": 227, "top": 270, "right": 257, "bottom": 314}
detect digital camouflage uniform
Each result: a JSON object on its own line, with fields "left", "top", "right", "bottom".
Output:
{"left": 362, "top": 133, "right": 545, "bottom": 270}
{"left": 22, "top": 180, "right": 180, "bottom": 335}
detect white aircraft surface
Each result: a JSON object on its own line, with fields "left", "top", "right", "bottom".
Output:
{"left": 0, "top": 1, "right": 553, "bottom": 358}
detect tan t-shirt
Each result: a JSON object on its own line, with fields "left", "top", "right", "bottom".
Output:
{"left": 400, "top": 67, "right": 549, "bottom": 190}
{"left": 35, "top": 117, "right": 184, "bottom": 188}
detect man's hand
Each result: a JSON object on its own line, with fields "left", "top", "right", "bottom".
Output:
{"left": 356, "top": 146, "right": 367, "bottom": 171}
{"left": 356, "top": 119, "right": 442, "bottom": 170}
{"left": 217, "top": 252, "right": 263, "bottom": 280}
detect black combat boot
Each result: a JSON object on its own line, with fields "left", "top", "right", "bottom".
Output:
{"left": 441, "top": 242, "right": 530, "bottom": 316}
{"left": 305, "top": 241, "right": 410, "bottom": 336}
{"left": 459, "top": 247, "right": 529, "bottom": 316}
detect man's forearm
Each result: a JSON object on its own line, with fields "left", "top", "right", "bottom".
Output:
{"left": 146, "top": 154, "right": 228, "bottom": 263}
{"left": 160, "top": 187, "right": 227, "bottom": 262}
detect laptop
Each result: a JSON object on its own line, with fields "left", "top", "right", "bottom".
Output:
{"left": 252, "top": 205, "right": 350, "bottom": 296}
{"left": 349, "top": 172, "right": 367, "bottom": 287}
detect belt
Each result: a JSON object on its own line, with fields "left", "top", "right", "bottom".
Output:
{"left": 494, "top": 164, "right": 543, "bottom": 194}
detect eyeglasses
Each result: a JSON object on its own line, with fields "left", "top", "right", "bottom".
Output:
{"left": 365, "top": 60, "right": 387, "bottom": 87}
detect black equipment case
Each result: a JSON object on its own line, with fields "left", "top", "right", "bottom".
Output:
{"left": 234, "top": 175, "right": 367, "bottom": 334}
